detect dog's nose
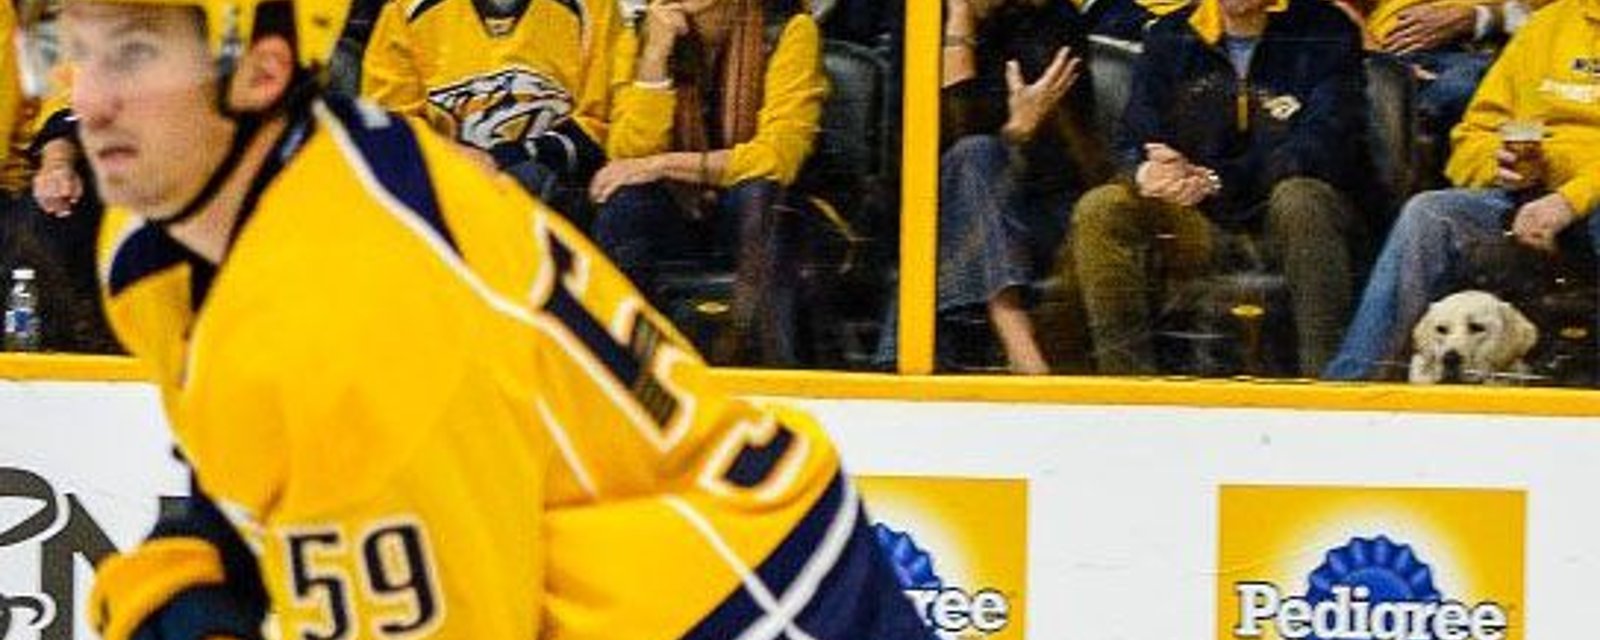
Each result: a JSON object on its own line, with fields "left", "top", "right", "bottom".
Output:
{"left": 1442, "top": 351, "right": 1464, "bottom": 382}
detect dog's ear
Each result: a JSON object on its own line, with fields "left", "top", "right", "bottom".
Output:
{"left": 1493, "top": 301, "right": 1540, "bottom": 366}
{"left": 1413, "top": 301, "right": 1443, "bottom": 352}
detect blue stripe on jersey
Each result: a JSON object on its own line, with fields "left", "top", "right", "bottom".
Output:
{"left": 723, "top": 428, "right": 796, "bottom": 489}
{"left": 321, "top": 96, "right": 459, "bottom": 255}
{"left": 789, "top": 512, "right": 936, "bottom": 640}
{"left": 680, "top": 475, "right": 850, "bottom": 640}
{"left": 678, "top": 474, "right": 934, "bottom": 639}
{"left": 541, "top": 236, "right": 642, "bottom": 384}
{"left": 107, "top": 224, "right": 192, "bottom": 296}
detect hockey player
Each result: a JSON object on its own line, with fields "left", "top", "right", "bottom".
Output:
{"left": 358, "top": 0, "right": 619, "bottom": 221}
{"left": 16, "top": 0, "right": 931, "bottom": 636}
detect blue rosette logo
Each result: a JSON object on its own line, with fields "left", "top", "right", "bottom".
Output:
{"left": 1232, "top": 536, "right": 1509, "bottom": 640}
{"left": 872, "top": 522, "right": 1011, "bottom": 637}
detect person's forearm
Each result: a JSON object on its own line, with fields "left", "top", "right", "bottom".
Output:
{"left": 38, "top": 138, "right": 79, "bottom": 169}
{"left": 651, "top": 150, "right": 732, "bottom": 186}
{"left": 942, "top": 10, "right": 978, "bottom": 88}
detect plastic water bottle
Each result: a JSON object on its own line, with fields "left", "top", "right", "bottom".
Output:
{"left": 5, "top": 268, "right": 41, "bottom": 352}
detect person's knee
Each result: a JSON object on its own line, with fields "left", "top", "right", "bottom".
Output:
{"left": 591, "top": 185, "right": 657, "bottom": 249}
{"left": 1267, "top": 177, "right": 1346, "bottom": 237}
{"left": 1268, "top": 177, "right": 1339, "bottom": 212}
{"left": 1072, "top": 183, "right": 1140, "bottom": 239}
{"left": 940, "top": 135, "right": 1010, "bottom": 175}
{"left": 1392, "top": 190, "right": 1462, "bottom": 236}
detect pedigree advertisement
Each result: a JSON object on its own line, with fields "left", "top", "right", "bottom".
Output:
{"left": 1217, "top": 485, "right": 1524, "bottom": 640}
{"left": 859, "top": 476, "right": 1028, "bottom": 640}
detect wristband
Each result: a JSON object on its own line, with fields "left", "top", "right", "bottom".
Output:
{"left": 942, "top": 33, "right": 978, "bottom": 48}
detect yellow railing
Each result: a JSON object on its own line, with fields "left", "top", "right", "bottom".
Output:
{"left": 7, "top": 353, "right": 1595, "bottom": 418}
{"left": 897, "top": 0, "right": 940, "bottom": 375}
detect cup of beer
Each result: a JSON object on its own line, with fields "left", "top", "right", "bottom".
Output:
{"left": 1499, "top": 119, "right": 1546, "bottom": 183}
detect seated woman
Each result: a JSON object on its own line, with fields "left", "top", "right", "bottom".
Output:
{"left": 933, "top": 0, "right": 1106, "bottom": 375}
{"left": 590, "top": 0, "right": 826, "bottom": 366}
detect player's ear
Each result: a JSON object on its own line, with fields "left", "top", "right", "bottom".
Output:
{"left": 227, "top": 35, "right": 295, "bottom": 112}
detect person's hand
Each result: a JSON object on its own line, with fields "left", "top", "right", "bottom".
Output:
{"left": 589, "top": 157, "right": 662, "bottom": 203}
{"left": 1382, "top": 3, "right": 1475, "bottom": 53}
{"left": 1137, "top": 143, "right": 1219, "bottom": 207}
{"left": 1509, "top": 192, "right": 1576, "bottom": 253}
{"left": 1000, "top": 48, "right": 1080, "bottom": 144}
{"left": 32, "top": 158, "right": 83, "bottom": 217}
{"left": 640, "top": 0, "right": 689, "bottom": 61}
{"left": 1494, "top": 145, "right": 1547, "bottom": 192}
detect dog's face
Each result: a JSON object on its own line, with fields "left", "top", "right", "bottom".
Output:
{"left": 1410, "top": 291, "right": 1539, "bottom": 384}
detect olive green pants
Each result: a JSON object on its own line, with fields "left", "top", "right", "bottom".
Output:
{"left": 1071, "top": 178, "right": 1361, "bottom": 376}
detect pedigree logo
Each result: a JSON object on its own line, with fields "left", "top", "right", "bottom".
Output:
{"left": 859, "top": 476, "right": 1027, "bottom": 640}
{"left": 1217, "top": 486, "right": 1524, "bottom": 640}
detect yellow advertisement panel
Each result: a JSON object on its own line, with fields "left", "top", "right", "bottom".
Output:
{"left": 859, "top": 476, "right": 1028, "bottom": 640}
{"left": 1217, "top": 485, "right": 1524, "bottom": 640}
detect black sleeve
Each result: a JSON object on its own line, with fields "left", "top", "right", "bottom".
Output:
{"left": 1263, "top": 15, "right": 1366, "bottom": 188}
{"left": 487, "top": 118, "right": 608, "bottom": 184}
{"left": 27, "top": 109, "right": 78, "bottom": 159}
{"left": 1116, "top": 22, "right": 1180, "bottom": 177}
{"left": 135, "top": 475, "right": 269, "bottom": 640}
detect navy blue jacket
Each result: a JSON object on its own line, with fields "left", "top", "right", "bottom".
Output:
{"left": 1117, "top": 0, "right": 1368, "bottom": 225}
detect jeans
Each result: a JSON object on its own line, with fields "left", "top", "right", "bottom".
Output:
{"left": 937, "top": 135, "right": 1074, "bottom": 314}
{"left": 873, "top": 135, "right": 1073, "bottom": 367}
{"left": 1323, "top": 188, "right": 1600, "bottom": 380}
{"left": 1073, "top": 178, "right": 1360, "bottom": 376}
{"left": 592, "top": 179, "right": 799, "bottom": 366}
{"left": 1398, "top": 49, "right": 1493, "bottom": 141}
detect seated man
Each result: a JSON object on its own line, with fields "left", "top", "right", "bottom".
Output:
{"left": 1323, "top": 0, "right": 1600, "bottom": 381}
{"left": 932, "top": 0, "right": 1107, "bottom": 374}
{"left": 360, "top": 0, "right": 620, "bottom": 223}
{"left": 1072, "top": 0, "right": 1368, "bottom": 376}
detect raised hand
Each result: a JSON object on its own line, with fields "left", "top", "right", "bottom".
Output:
{"left": 1000, "top": 47, "right": 1081, "bottom": 144}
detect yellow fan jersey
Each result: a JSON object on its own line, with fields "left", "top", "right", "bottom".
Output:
{"left": 0, "top": 0, "right": 38, "bottom": 194}
{"left": 96, "top": 95, "right": 928, "bottom": 640}
{"left": 360, "top": 0, "right": 617, "bottom": 173}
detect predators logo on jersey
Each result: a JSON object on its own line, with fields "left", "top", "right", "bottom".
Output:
{"left": 427, "top": 67, "right": 573, "bottom": 150}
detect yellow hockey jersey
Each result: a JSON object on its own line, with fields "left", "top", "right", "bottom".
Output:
{"left": 94, "top": 95, "right": 927, "bottom": 640}
{"left": 0, "top": 0, "right": 39, "bottom": 194}
{"left": 360, "top": 0, "right": 617, "bottom": 173}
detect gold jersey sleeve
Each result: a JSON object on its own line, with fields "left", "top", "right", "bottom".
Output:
{"left": 98, "top": 96, "right": 927, "bottom": 640}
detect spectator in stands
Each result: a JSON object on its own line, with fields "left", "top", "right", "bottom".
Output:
{"left": 589, "top": 0, "right": 826, "bottom": 366}
{"left": 8, "top": 25, "right": 118, "bottom": 353}
{"left": 933, "top": 0, "right": 1107, "bottom": 374}
{"left": 359, "top": 0, "right": 621, "bottom": 223}
{"left": 1323, "top": 0, "right": 1600, "bottom": 381}
{"left": 1072, "top": 0, "right": 1368, "bottom": 376}
{"left": 1348, "top": 0, "right": 1548, "bottom": 143}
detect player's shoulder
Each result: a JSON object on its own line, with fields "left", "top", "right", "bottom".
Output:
{"left": 100, "top": 209, "right": 189, "bottom": 297}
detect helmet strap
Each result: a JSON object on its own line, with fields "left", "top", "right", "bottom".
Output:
{"left": 154, "top": 45, "right": 313, "bottom": 231}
